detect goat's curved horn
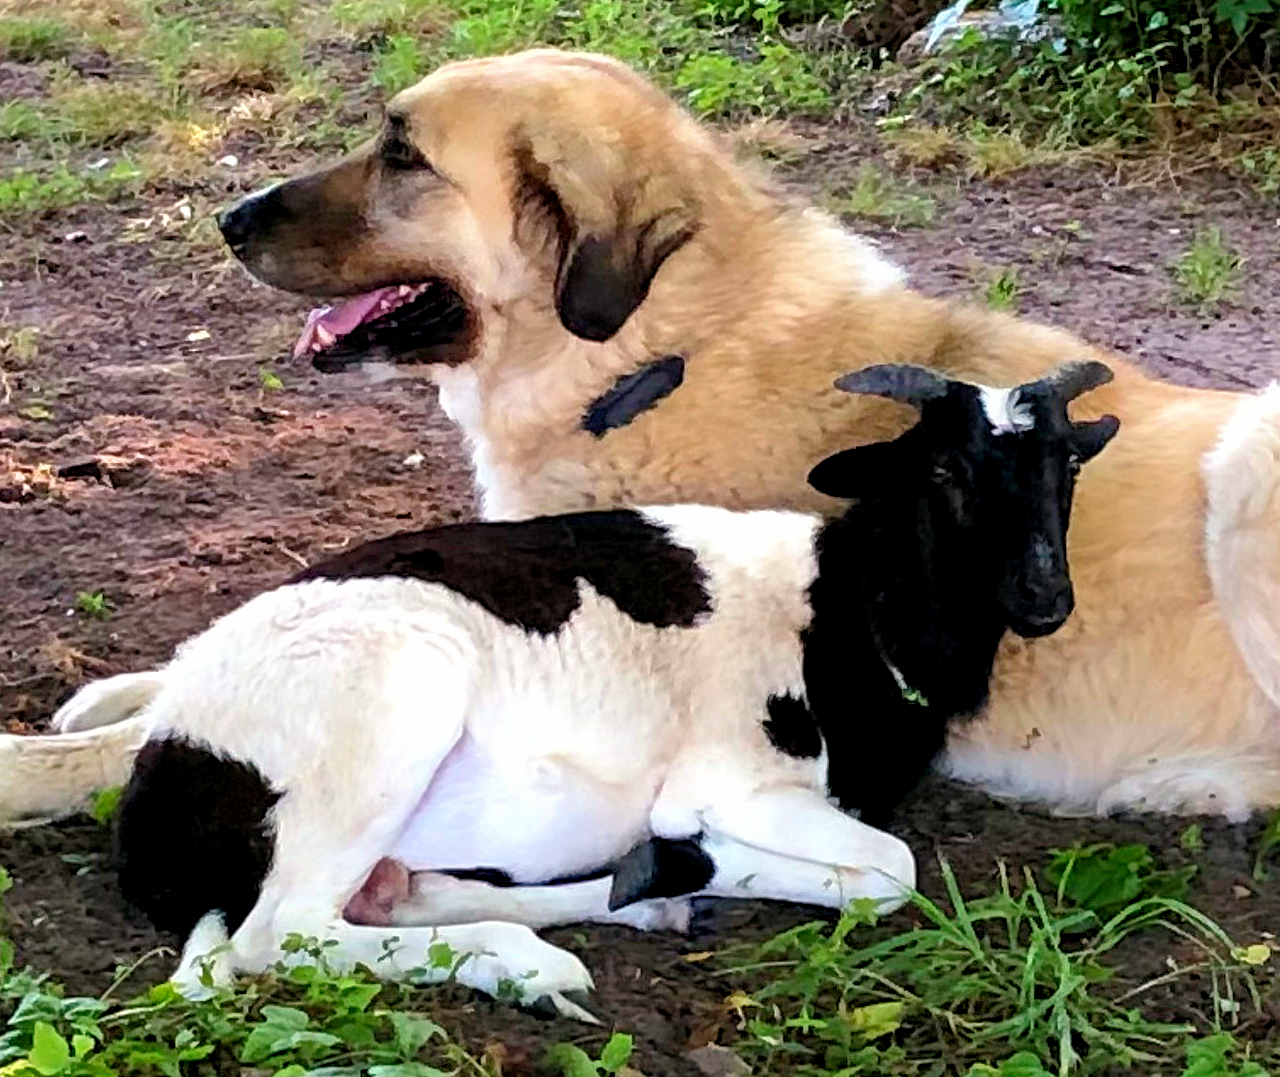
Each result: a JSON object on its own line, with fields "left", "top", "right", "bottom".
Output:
{"left": 834, "top": 364, "right": 951, "bottom": 409}
{"left": 0, "top": 716, "right": 148, "bottom": 829}
{"left": 1028, "top": 359, "right": 1114, "bottom": 402}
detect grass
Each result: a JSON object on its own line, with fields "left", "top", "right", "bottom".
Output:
{"left": 0, "top": 885, "right": 487, "bottom": 1077}
{"left": 0, "top": 864, "right": 636, "bottom": 1077}
{"left": 821, "top": 165, "right": 937, "bottom": 228}
{"left": 0, "top": 16, "right": 73, "bottom": 61}
{"left": 1172, "top": 227, "right": 1243, "bottom": 314}
{"left": 984, "top": 269, "right": 1021, "bottom": 312}
{"left": 719, "top": 849, "right": 1272, "bottom": 1077}
{"left": 73, "top": 592, "right": 112, "bottom": 620}
{"left": 0, "top": 0, "right": 833, "bottom": 218}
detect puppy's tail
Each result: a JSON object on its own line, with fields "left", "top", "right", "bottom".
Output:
{"left": 51, "top": 671, "right": 167, "bottom": 734}
{"left": 1203, "top": 382, "right": 1280, "bottom": 713}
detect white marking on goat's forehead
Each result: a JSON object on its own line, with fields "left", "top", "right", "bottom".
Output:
{"left": 979, "top": 386, "right": 1036, "bottom": 437}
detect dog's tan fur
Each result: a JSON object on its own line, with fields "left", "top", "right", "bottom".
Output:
{"left": 229, "top": 49, "right": 1280, "bottom": 818}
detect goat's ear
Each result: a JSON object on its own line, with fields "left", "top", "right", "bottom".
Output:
{"left": 511, "top": 134, "right": 699, "bottom": 342}
{"left": 1072, "top": 414, "right": 1120, "bottom": 462}
{"left": 807, "top": 442, "right": 904, "bottom": 500}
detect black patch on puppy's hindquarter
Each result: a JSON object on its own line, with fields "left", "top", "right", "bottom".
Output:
{"left": 115, "top": 737, "right": 280, "bottom": 939}
{"left": 294, "top": 510, "right": 711, "bottom": 635}
{"left": 764, "top": 692, "right": 823, "bottom": 760}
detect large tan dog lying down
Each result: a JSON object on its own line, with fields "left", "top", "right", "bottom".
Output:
{"left": 19, "top": 48, "right": 1280, "bottom": 825}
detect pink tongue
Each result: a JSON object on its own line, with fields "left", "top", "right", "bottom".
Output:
{"left": 292, "top": 287, "right": 401, "bottom": 360}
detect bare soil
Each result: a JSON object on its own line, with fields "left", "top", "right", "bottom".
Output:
{"left": 2, "top": 64, "right": 1279, "bottom": 1073}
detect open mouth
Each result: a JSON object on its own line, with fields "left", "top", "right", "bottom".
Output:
{"left": 293, "top": 280, "right": 473, "bottom": 372}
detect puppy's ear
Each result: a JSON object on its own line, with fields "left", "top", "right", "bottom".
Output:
{"left": 512, "top": 135, "right": 699, "bottom": 342}
{"left": 807, "top": 442, "right": 905, "bottom": 500}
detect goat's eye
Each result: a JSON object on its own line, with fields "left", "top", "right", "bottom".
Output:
{"left": 1067, "top": 453, "right": 1081, "bottom": 476}
{"left": 931, "top": 464, "right": 953, "bottom": 484}
{"left": 381, "top": 134, "right": 430, "bottom": 172}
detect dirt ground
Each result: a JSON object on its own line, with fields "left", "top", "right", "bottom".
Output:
{"left": 2, "top": 77, "right": 1280, "bottom": 1072}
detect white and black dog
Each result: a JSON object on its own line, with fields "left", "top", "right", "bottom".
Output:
{"left": 55, "top": 363, "right": 1116, "bottom": 1018}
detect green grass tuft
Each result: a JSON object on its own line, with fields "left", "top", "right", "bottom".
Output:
{"left": 0, "top": 16, "right": 75, "bottom": 62}
{"left": 822, "top": 165, "right": 937, "bottom": 228}
{"left": 721, "top": 854, "right": 1264, "bottom": 1076}
{"left": 1173, "top": 227, "right": 1243, "bottom": 314}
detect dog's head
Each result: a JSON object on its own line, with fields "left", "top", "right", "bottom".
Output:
{"left": 218, "top": 49, "right": 705, "bottom": 371}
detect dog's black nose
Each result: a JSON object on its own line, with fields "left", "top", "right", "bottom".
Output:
{"left": 218, "top": 197, "right": 257, "bottom": 251}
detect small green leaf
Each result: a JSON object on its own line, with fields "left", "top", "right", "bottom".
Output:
{"left": 390, "top": 1012, "right": 444, "bottom": 1055}
{"left": 599, "top": 1032, "right": 634, "bottom": 1073}
{"left": 27, "top": 1023, "right": 70, "bottom": 1076}
{"left": 1231, "top": 943, "right": 1271, "bottom": 966}
{"left": 846, "top": 1001, "right": 905, "bottom": 1041}
{"left": 18, "top": 405, "right": 52, "bottom": 421}
{"left": 259, "top": 366, "right": 284, "bottom": 391}
{"left": 89, "top": 787, "right": 122, "bottom": 827}
{"left": 545, "top": 1042, "right": 600, "bottom": 1077}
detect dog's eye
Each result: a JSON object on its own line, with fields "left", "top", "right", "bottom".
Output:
{"left": 931, "top": 464, "right": 953, "bottom": 485}
{"left": 381, "top": 134, "right": 430, "bottom": 172}
{"left": 1067, "top": 453, "right": 1081, "bottom": 476}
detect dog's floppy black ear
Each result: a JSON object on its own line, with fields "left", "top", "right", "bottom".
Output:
{"left": 557, "top": 217, "right": 697, "bottom": 342}
{"left": 511, "top": 134, "right": 699, "bottom": 343}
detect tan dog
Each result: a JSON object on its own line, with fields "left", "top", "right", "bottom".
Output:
{"left": 14, "top": 49, "right": 1280, "bottom": 826}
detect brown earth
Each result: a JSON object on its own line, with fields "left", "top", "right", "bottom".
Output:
{"left": 2, "top": 60, "right": 1280, "bottom": 1075}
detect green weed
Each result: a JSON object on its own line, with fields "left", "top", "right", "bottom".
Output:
{"left": 258, "top": 366, "right": 285, "bottom": 391}
{"left": 1239, "top": 146, "right": 1280, "bottom": 197}
{"left": 546, "top": 1031, "right": 634, "bottom": 1076}
{"left": 88, "top": 787, "right": 123, "bottom": 828}
{"left": 722, "top": 856, "right": 1260, "bottom": 1076}
{"left": 187, "top": 26, "right": 304, "bottom": 94}
{"left": 822, "top": 164, "right": 937, "bottom": 227}
{"left": 0, "top": 944, "right": 487, "bottom": 1077}
{"left": 0, "top": 101, "right": 47, "bottom": 142}
{"left": 73, "top": 592, "right": 112, "bottom": 620}
{"left": 985, "top": 268, "right": 1021, "bottom": 311}
{"left": 329, "top": 0, "right": 449, "bottom": 40}
{"left": 55, "top": 81, "right": 177, "bottom": 148}
{"left": 0, "top": 16, "right": 74, "bottom": 62}
{"left": 1172, "top": 227, "right": 1242, "bottom": 313}
{"left": 371, "top": 32, "right": 427, "bottom": 92}
{"left": 411, "top": 0, "right": 828, "bottom": 118}
{"left": 1043, "top": 842, "right": 1196, "bottom": 919}
{"left": 0, "top": 162, "right": 143, "bottom": 215}
{"left": 1252, "top": 809, "right": 1280, "bottom": 881}
{"left": 0, "top": 327, "right": 39, "bottom": 368}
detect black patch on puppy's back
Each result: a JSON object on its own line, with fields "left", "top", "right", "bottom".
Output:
{"left": 763, "top": 692, "right": 823, "bottom": 760}
{"left": 294, "top": 510, "right": 711, "bottom": 635}
{"left": 115, "top": 737, "right": 280, "bottom": 939}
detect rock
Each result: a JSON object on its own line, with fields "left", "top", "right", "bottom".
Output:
{"left": 897, "top": 3, "right": 1064, "bottom": 65}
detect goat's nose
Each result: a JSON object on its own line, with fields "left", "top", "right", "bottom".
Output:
{"left": 1021, "top": 580, "right": 1073, "bottom": 621}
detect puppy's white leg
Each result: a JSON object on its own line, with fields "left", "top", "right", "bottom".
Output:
{"left": 656, "top": 785, "right": 915, "bottom": 912}
{"left": 245, "top": 917, "right": 596, "bottom": 1020}
{"left": 174, "top": 908, "right": 597, "bottom": 1021}
{"left": 391, "top": 871, "right": 692, "bottom": 933}
{"left": 51, "top": 671, "right": 165, "bottom": 733}
{"left": 693, "top": 831, "right": 902, "bottom": 911}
